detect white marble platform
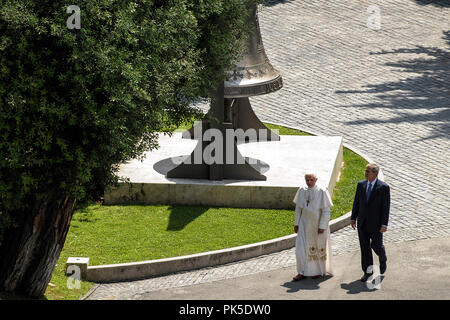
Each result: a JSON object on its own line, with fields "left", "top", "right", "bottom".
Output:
{"left": 104, "top": 132, "right": 343, "bottom": 208}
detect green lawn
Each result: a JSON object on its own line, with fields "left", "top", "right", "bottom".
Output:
{"left": 264, "top": 123, "right": 311, "bottom": 136}
{"left": 63, "top": 205, "right": 294, "bottom": 265}
{"left": 45, "top": 205, "right": 294, "bottom": 299}
{"left": 330, "top": 147, "right": 366, "bottom": 219}
{"left": 44, "top": 122, "right": 366, "bottom": 300}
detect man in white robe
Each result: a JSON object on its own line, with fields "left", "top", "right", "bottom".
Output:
{"left": 292, "top": 173, "right": 333, "bottom": 281}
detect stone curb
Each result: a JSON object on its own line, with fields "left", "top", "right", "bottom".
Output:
{"left": 80, "top": 212, "right": 351, "bottom": 299}
{"left": 72, "top": 123, "right": 378, "bottom": 284}
{"left": 76, "top": 213, "right": 350, "bottom": 284}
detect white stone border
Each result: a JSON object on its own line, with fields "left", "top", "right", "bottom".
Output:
{"left": 70, "top": 122, "right": 381, "bottom": 284}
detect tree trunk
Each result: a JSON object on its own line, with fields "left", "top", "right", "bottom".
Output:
{"left": 0, "top": 194, "right": 76, "bottom": 298}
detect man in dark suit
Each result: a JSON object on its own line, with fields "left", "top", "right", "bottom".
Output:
{"left": 350, "top": 163, "right": 390, "bottom": 282}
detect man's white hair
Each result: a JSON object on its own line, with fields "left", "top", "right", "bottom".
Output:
{"left": 304, "top": 171, "right": 318, "bottom": 179}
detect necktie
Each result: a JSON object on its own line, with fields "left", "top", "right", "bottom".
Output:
{"left": 366, "top": 183, "right": 372, "bottom": 202}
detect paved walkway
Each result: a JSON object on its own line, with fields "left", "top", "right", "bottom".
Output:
{"left": 85, "top": 0, "right": 449, "bottom": 300}
{"left": 100, "top": 236, "right": 450, "bottom": 300}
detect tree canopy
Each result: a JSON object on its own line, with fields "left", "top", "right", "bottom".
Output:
{"left": 0, "top": 0, "right": 256, "bottom": 246}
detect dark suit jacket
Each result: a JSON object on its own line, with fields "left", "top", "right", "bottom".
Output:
{"left": 351, "top": 179, "right": 390, "bottom": 233}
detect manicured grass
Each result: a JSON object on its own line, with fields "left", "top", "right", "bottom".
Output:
{"left": 175, "top": 121, "right": 312, "bottom": 135}
{"left": 330, "top": 147, "right": 367, "bottom": 219}
{"left": 62, "top": 205, "right": 294, "bottom": 265}
{"left": 265, "top": 123, "right": 311, "bottom": 136}
{"left": 44, "top": 122, "right": 367, "bottom": 300}
{"left": 45, "top": 205, "right": 293, "bottom": 300}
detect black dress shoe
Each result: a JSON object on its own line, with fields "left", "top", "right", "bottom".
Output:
{"left": 360, "top": 273, "right": 372, "bottom": 282}
{"left": 380, "top": 261, "right": 387, "bottom": 274}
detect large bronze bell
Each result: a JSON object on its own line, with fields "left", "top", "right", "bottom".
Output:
{"left": 224, "top": 3, "right": 283, "bottom": 98}
{"left": 223, "top": 2, "right": 283, "bottom": 141}
{"left": 184, "top": 2, "right": 283, "bottom": 141}
{"left": 168, "top": 2, "right": 283, "bottom": 180}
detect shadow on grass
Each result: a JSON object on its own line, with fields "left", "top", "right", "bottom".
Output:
{"left": 166, "top": 206, "right": 210, "bottom": 231}
{"left": 70, "top": 207, "right": 100, "bottom": 226}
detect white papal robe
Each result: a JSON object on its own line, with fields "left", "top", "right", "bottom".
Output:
{"left": 293, "top": 185, "right": 333, "bottom": 276}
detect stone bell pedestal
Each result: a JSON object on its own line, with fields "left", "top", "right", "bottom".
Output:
{"left": 167, "top": 83, "right": 267, "bottom": 181}
{"left": 169, "top": 2, "right": 285, "bottom": 181}
{"left": 103, "top": 133, "right": 344, "bottom": 209}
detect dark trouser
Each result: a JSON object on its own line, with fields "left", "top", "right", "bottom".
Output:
{"left": 357, "top": 222, "right": 387, "bottom": 274}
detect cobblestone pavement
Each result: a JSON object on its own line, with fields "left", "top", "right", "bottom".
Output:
{"left": 86, "top": 224, "right": 450, "bottom": 300}
{"left": 85, "top": 0, "right": 449, "bottom": 299}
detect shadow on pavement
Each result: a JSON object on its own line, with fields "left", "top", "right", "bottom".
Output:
{"left": 335, "top": 30, "right": 450, "bottom": 141}
{"left": 264, "top": 0, "right": 296, "bottom": 7}
{"left": 415, "top": 0, "right": 450, "bottom": 7}
{"left": 281, "top": 275, "right": 333, "bottom": 293}
{"left": 341, "top": 275, "right": 385, "bottom": 294}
